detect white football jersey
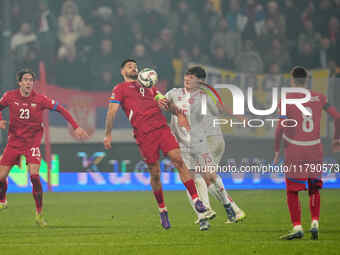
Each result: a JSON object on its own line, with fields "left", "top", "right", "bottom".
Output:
{"left": 166, "top": 87, "right": 221, "bottom": 150}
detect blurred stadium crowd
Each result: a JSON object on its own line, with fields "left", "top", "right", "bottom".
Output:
{"left": 0, "top": 0, "right": 339, "bottom": 91}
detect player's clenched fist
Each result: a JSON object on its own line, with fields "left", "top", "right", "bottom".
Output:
{"left": 73, "top": 127, "right": 89, "bottom": 140}
{"left": 0, "top": 120, "right": 7, "bottom": 129}
{"left": 104, "top": 135, "right": 112, "bottom": 150}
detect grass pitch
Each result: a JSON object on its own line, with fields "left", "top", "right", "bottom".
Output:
{"left": 0, "top": 190, "right": 339, "bottom": 255}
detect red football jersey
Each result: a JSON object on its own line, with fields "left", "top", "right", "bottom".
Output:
{"left": 283, "top": 91, "right": 326, "bottom": 142}
{"left": 109, "top": 81, "right": 167, "bottom": 135}
{"left": 274, "top": 90, "right": 333, "bottom": 152}
{"left": 0, "top": 89, "right": 58, "bottom": 147}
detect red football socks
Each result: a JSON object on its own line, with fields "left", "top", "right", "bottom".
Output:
{"left": 31, "top": 174, "right": 43, "bottom": 214}
{"left": 184, "top": 179, "right": 198, "bottom": 200}
{"left": 287, "top": 190, "right": 301, "bottom": 226}
{"left": 153, "top": 189, "right": 165, "bottom": 209}
{"left": 309, "top": 191, "right": 320, "bottom": 221}
{"left": 0, "top": 179, "right": 7, "bottom": 203}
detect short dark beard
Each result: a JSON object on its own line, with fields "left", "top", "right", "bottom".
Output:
{"left": 126, "top": 73, "right": 138, "bottom": 80}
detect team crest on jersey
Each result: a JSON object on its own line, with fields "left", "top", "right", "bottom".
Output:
{"left": 177, "top": 96, "right": 182, "bottom": 101}
{"left": 31, "top": 103, "right": 37, "bottom": 107}
{"left": 68, "top": 95, "right": 95, "bottom": 139}
{"left": 189, "top": 98, "right": 194, "bottom": 104}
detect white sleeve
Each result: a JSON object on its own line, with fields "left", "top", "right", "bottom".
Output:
{"left": 165, "top": 88, "right": 175, "bottom": 101}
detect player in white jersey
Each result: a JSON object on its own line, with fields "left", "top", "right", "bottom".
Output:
{"left": 203, "top": 105, "right": 246, "bottom": 224}
{"left": 159, "top": 66, "right": 243, "bottom": 230}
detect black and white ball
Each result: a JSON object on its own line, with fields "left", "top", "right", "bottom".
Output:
{"left": 137, "top": 68, "right": 158, "bottom": 88}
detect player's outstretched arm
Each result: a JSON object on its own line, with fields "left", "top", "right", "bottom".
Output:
{"left": 104, "top": 102, "right": 120, "bottom": 150}
{"left": 55, "top": 105, "right": 89, "bottom": 140}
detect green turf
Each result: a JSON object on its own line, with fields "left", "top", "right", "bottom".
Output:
{"left": 0, "top": 190, "right": 339, "bottom": 255}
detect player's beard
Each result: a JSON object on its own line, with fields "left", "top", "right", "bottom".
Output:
{"left": 126, "top": 71, "right": 138, "bottom": 80}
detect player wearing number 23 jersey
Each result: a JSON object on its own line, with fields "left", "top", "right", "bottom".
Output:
{"left": 0, "top": 89, "right": 79, "bottom": 165}
{"left": 0, "top": 69, "right": 88, "bottom": 227}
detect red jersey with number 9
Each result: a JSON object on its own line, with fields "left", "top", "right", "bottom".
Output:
{"left": 109, "top": 81, "right": 167, "bottom": 136}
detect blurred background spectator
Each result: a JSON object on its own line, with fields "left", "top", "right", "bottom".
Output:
{"left": 0, "top": 0, "right": 339, "bottom": 91}
{"left": 58, "top": 1, "right": 86, "bottom": 58}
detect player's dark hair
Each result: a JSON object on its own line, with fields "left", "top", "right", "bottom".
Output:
{"left": 16, "top": 68, "right": 36, "bottom": 83}
{"left": 121, "top": 59, "right": 137, "bottom": 69}
{"left": 291, "top": 66, "right": 308, "bottom": 86}
{"left": 186, "top": 66, "right": 206, "bottom": 80}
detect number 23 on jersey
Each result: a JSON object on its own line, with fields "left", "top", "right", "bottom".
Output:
{"left": 19, "top": 108, "right": 30, "bottom": 119}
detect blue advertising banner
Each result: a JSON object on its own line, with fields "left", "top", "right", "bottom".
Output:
{"left": 7, "top": 172, "right": 340, "bottom": 193}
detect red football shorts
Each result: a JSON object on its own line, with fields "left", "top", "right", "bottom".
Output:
{"left": 135, "top": 126, "right": 179, "bottom": 164}
{"left": 284, "top": 143, "right": 323, "bottom": 192}
{"left": 285, "top": 177, "right": 323, "bottom": 193}
{"left": 0, "top": 144, "right": 41, "bottom": 166}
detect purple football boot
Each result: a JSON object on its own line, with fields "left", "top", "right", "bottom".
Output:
{"left": 160, "top": 210, "right": 171, "bottom": 229}
{"left": 194, "top": 199, "right": 207, "bottom": 213}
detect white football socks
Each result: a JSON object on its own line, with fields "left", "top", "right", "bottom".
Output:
{"left": 194, "top": 175, "right": 211, "bottom": 209}
{"left": 216, "top": 175, "right": 241, "bottom": 214}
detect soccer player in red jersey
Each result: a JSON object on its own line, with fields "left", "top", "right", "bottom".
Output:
{"left": 274, "top": 66, "right": 340, "bottom": 240}
{"left": 104, "top": 59, "right": 207, "bottom": 229}
{"left": 0, "top": 69, "right": 88, "bottom": 226}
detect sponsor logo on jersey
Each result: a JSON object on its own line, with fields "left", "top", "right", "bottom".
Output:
{"left": 31, "top": 103, "right": 37, "bottom": 107}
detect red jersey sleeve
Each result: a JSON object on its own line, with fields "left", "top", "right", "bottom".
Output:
{"left": 41, "top": 95, "right": 59, "bottom": 110}
{"left": 41, "top": 95, "right": 79, "bottom": 129}
{"left": 109, "top": 84, "right": 124, "bottom": 104}
{"left": 0, "top": 92, "right": 9, "bottom": 110}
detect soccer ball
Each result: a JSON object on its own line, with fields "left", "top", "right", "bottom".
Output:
{"left": 137, "top": 68, "right": 158, "bottom": 88}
